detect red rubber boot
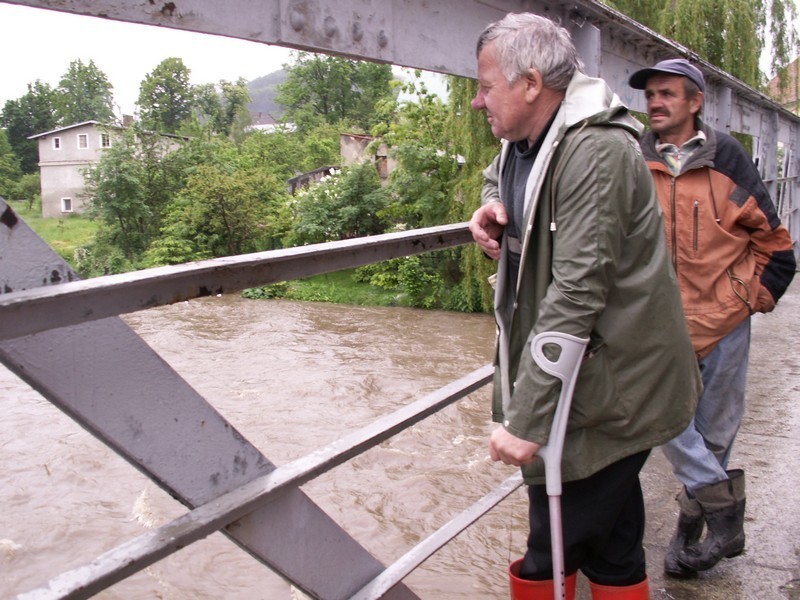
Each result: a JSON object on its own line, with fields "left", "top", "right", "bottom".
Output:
{"left": 589, "top": 576, "right": 649, "bottom": 599}
{"left": 509, "top": 558, "right": 577, "bottom": 600}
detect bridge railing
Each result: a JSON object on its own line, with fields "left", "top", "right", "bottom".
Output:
{"left": 1, "top": 196, "right": 517, "bottom": 600}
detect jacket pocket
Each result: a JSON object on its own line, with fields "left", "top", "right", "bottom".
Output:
{"left": 567, "top": 342, "right": 621, "bottom": 430}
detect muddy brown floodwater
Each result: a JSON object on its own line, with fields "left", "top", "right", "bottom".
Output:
{"left": 2, "top": 283, "right": 799, "bottom": 599}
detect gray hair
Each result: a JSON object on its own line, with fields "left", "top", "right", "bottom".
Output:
{"left": 476, "top": 13, "right": 583, "bottom": 91}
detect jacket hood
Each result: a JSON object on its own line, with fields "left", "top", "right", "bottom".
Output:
{"left": 562, "top": 72, "right": 643, "bottom": 138}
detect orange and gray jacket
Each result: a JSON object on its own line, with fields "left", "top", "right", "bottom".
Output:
{"left": 640, "top": 122, "right": 796, "bottom": 358}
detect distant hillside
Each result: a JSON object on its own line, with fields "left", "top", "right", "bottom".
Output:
{"left": 247, "top": 69, "right": 287, "bottom": 122}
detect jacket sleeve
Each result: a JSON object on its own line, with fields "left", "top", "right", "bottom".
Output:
{"left": 743, "top": 208, "right": 795, "bottom": 313}
{"left": 722, "top": 139, "right": 796, "bottom": 311}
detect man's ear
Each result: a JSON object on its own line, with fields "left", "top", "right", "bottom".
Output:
{"left": 689, "top": 91, "right": 704, "bottom": 116}
{"left": 523, "top": 68, "right": 543, "bottom": 102}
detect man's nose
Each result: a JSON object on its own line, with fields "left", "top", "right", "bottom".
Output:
{"left": 471, "top": 94, "right": 484, "bottom": 110}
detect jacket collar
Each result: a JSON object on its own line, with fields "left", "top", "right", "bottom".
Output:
{"left": 642, "top": 120, "right": 717, "bottom": 173}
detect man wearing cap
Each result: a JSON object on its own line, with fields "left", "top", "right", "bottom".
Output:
{"left": 629, "top": 58, "right": 796, "bottom": 579}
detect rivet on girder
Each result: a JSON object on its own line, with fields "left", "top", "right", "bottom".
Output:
{"left": 377, "top": 29, "right": 388, "bottom": 48}
{"left": 352, "top": 22, "right": 363, "bottom": 42}
{"left": 324, "top": 16, "right": 338, "bottom": 38}
{"left": 289, "top": 9, "right": 305, "bottom": 31}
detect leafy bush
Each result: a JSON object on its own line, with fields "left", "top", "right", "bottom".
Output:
{"left": 242, "top": 282, "right": 290, "bottom": 299}
{"left": 288, "top": 163, "right": 390, "bottom": 245}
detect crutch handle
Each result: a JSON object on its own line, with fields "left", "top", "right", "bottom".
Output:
{"left": 530, "top": 332, "right": 588, "bottom": 600}
{"left": 531, "top": 332, "right": 589, "bottom": 496}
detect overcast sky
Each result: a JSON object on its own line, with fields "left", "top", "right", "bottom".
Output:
{"left": 0, "top": 3, "right": 448, "bottom": 119}
{"left": 0, "top": 3, "right": 303, "bottom": 116}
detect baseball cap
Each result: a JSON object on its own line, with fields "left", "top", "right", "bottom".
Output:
{"left": 629, "top": 58, "right": 705, "bottom": 93}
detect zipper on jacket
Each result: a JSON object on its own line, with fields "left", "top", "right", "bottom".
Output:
{"left": 693, "top": 199, "right": 699, "bottom": 253}
{"left": 670, "top": 178, "right": 678, "bottom": 269}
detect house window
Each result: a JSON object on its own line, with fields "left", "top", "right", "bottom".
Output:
{"left": 53, "top": 137, "right": 62, "bottom": 150}
{"left": 61, "top": 197, "right": 73, "bottom": 213}
{"left": 77, "top": 134, "right": 89, "bottom": 149}
{"left": 100, "top": 133, "right": 111, "bottom": 148}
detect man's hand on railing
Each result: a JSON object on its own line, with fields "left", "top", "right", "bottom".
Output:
{"left": 469, "top": 201, "right": 507, "bottom": 260}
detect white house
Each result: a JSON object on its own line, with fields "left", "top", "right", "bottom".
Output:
{"left": 29, "top": 120, "right": 185, "bottom": 219}
{"left": 29, "top": 121, "right": 118, "bottom": 218}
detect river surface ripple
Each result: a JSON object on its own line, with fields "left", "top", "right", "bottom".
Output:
{"left": 1, "top": 295, "right": 530, "bottom": 599}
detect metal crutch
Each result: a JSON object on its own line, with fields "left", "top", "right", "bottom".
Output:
{"left": 531, "top": 332, "right": 588, "bottom": 600}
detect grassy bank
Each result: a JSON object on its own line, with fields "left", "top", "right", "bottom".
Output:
{"left": 9, "top": 200, "right": 99, "bottom": 266}
{"left": 243, "top": 269, "right": 405, "bottom": 307}
{"left": 10, "top": 200, "right": 402, "bottom": 306}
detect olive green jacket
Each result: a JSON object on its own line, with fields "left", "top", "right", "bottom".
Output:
{"left": 483, "top": 72, "right": 701, "bottom": 485}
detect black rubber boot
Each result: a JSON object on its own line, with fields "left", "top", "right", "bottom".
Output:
{"left": 664, "top": 488, "right": 703, "bottom": 579}
{"left": 678, "top": 469, "right": 746, "bottom": 572}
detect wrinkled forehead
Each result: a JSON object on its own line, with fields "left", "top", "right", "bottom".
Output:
{"left": 644, "top": 72, "right": 688, "bottom": 90}
{"left": 476, "top": 42, "right": 503, "bottom": 78}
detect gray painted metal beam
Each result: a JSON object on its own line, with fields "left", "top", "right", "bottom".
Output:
{"left": 0, "top": 197, "right": 420, "bottom": 600}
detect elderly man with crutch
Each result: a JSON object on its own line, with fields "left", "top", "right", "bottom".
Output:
{"left": 469, "top": 13, "right": 701, "bottom": 599}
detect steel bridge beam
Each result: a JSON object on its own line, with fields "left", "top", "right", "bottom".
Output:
{"left": 0, "top": 210, "right": 472, "bottom": 341}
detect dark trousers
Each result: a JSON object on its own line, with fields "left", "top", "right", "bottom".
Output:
{"left": 520, "top": 450, "right": 650, "bottom": 586}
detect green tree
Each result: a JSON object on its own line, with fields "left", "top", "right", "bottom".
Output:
{"left": 55, "top": 59, "right": 115, "bottom": 124}
{"left": 84, "top": 126, "right": 186, "bottom": 260}
{"left": 288, "top": 162, "right": 389, "bottom": 245}
{"left": 605, "top": 0, "right": 798, "bottom": 88}
{"left": 355, "top": 254, "right": 446, "bottom": 309}
{"left": 352, "top": 61, "right": 398, "bottom": 129}
{"left": 239, "top": 128, "right": 305, "bottom": 181}
{"left": 192, "top": 79, "right": 251, "bottom": 137}
{"left": 192, "top": 83, "right": 223, "bottom": 131}
{"left": 14, "top": 173, "right": 42, "bottom": 211}
{"left": 350, "top": 74, "right": 472, "bottom": 311}
{"left": 238, "top": 122, "right": 341, "bottom": 181}
{"left": 300, "top": 122, "right": 341, "bottom": 171}
{"left": 137, "top": 57, "right": 193, "bottom": 133}
{"left": 219, "top": 78, "right": 252, "bottom": 139}
{"left": 85, "top": 130, "right": 151, "bottom": 259}
{"left": 0, "top": 81, "right": 59, "bottom": 173}
{"left": 148, "top": 164, "right": 291, "bottom": 263}
{"left": 0, "top": 128, "right": 23, "bottom": 199}
{"left": 379, "top": 74, "right": 458, "bottom": 229}
{"left": 276, "top": 52, "right": 395, "bottom": 132}
{"left": 447, "top": 76, "right": 501, "bottom": 313}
